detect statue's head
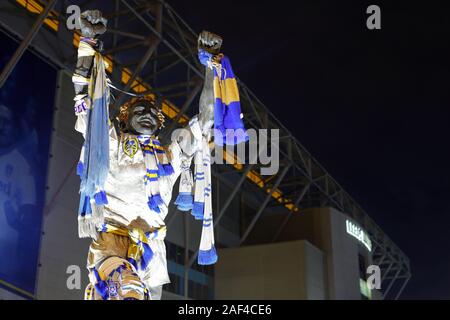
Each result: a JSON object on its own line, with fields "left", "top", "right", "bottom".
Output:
{"left": 0, "top": 104, "right": 13, "bottom": 148}
{"left": 118, "top": 97, "right": 165, "bottom": 136}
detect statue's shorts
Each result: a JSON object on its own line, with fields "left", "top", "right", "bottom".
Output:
{"left": 84, "top": 232, "right": 163, "bottom": 300}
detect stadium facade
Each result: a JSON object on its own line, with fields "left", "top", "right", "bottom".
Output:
{"left": 0, "top": 0, "right": 410, "bottom": 300}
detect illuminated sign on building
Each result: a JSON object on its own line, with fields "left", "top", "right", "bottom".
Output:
{"left": 346, "top": 220, "right": 372, "bottom": 252}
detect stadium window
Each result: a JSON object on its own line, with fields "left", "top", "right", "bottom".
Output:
{"left": 165, "top": 273, "right": 176, "bottom": 294}
{"left": 175, "top": 246, "right": 184, "bottom": 264}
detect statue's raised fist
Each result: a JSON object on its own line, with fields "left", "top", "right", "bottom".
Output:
{"left": 198, "top": 30, "right": 222, "bottom": 54}
{"left": 79, "top": 10, "right": 107, "bottom": 38}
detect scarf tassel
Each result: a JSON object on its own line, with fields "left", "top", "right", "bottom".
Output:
{"left": 157, "top": 164, "right": 166, "bottom": 176}
{"left": 163, "top": 163, "right": 174, "bottom": 175}
{"left": 175, "top": 192, "right": 194, "bottom": 211}
{"left": 78, "top": 192, "right": 106, "bottom": 238}
{"left": 157, "top": 163, "right": 175, "bottom": 177}
{"left": 192, "top": 201, "right": 205, "bottom": 220}
{"left": 147, "top": 194, "right": 164, "bottom": 213}
{"left": 198, "top": 246, "right": 218, "bottom": 265}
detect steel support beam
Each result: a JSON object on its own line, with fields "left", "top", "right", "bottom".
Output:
{"left": 240, "top": 164, "right": 291, "bottom": 245}
{"left": 0, "top": 0, "right": 58, "bottom": 88}
{"left": 271, "top": 183, "right": 310, "bottom": 242}
{"left": 143, "top": 58, "right": 184, "bottom": 82}
{"left": 383, "top": 267, "right": 402, "bottom": 299}
{"left": 394, "top": 274, "right": 411, "bottom": 300}
{"left": 213, "top": 165, "right": 256, "bottom": 229}
{"left": 381, "top": 261, "right": 394, "bottom": 283}
{"left": 112, "top": 3, "right": 162, "bottom": 117}
{"left": 165, "top": 6, "right": 200, "bottom": 69}
{"left": 120, "top": 0, "right": 203, "bottom": 78}
{"left": 103, "top": 39, "right": 148, "bottom": 55}
{"left": 107, "top": 29, "right": 147, "bottom": 41}
{"left": 374, "top": 254, "right": 386, "bottom": 268}
{"left": 162, "top": 80, "right": 203, "bottom": 139}
{"left": 104, "top": 2, "right": 153, "bottom": 20}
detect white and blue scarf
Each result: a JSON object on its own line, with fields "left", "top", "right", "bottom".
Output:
{"left": 137, "top": 135, "right": 174, "bottom": 213}
{"left": 175, "top": 135, "right": 217, "bottom": 265}
{"left": 75, "top": 38, "right": 110, "bottom": 238}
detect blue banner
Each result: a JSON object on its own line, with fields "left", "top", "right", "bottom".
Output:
{"left": 0, "top": 31, "right": 55, "bottom": 298}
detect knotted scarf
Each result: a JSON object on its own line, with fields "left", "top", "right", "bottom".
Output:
{"left": 198, "top": 49, "right": 248, "bottom": 146}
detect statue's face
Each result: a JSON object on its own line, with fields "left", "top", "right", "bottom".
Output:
{"left": 0, "top": 110, "right": 13, "bottom": 148}
{"left": 126, "top": 101, "right": 160, "bottom": 136}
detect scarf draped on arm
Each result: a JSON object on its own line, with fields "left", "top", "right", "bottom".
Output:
{"left": 175, "top": 135, "right": 217, "bottom": 265}
{"left": 174, "top": 117, "right": 219, "bottom": 265}
{"left": 73, "top": 38, "right": 110, "bottom": 238}
{"left": 198, "top": 49, "right": 249, "bottom": 146}
{"left": 175, "top": 50, "right": 249, "bottom": 265}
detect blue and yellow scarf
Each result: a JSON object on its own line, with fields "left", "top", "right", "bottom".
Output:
{"left": 198, "top": 49, "right": 248, "bottom": 146}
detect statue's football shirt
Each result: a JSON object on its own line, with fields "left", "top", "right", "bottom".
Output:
{"left": 76, "top": 114, "right": 201, "bottom": 289}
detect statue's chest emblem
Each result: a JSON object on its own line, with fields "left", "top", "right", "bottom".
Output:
{"left": 123, "top": 137, "right": 139, "bottom": 158}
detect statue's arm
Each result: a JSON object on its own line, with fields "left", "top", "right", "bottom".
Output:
{"left": 198, "top": 62, "right": 215, "bottom": 135}
{"left": 73, "top": 10, "right": 107, "bottom": 104}
{"left": 198, "top": 30, "right": 222, "bottom": 134}
{"left": 73, "top": 55, "right": 94, "bottom": 101}
{"left": 174, "top": 31, "right": 222, "bottom": 156}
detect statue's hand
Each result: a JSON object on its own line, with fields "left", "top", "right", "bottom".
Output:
{"left": 198, "top": 30, "right": 222, "bottom": 54}
{"left": 79, "top": 10, "right": 107, "bottom": 38}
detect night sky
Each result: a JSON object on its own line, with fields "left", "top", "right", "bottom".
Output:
{"left": 167, "top": 0, "right": 450, "bottom": 299}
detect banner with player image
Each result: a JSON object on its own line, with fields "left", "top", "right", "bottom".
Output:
{"left": 0, "top": 31, "right": 56, "bottom": 298}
